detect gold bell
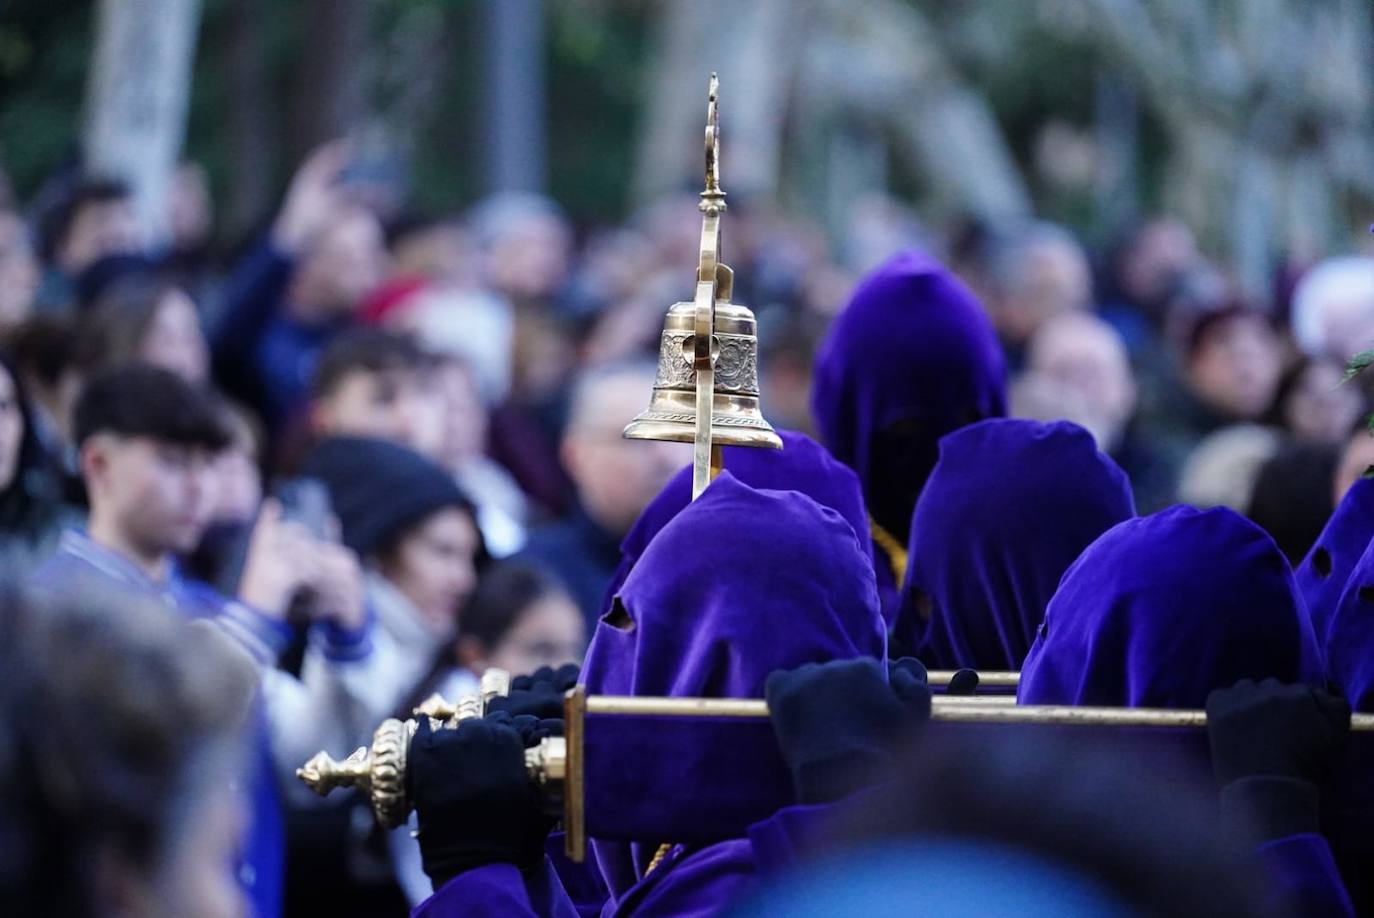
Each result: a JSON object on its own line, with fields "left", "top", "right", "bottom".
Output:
{"left": 623, "top": 74, "right": 782, "bottom": 455}
{"left": 622, "top": 295, "right": 782, "bottom": 450}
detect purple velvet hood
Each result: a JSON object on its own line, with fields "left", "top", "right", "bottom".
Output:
{"left": 1322, "top": 532, "right": 1374, "bottom": 711}
{"left": 1294, "top": 477, "right": 1374, "bottom": 647}
{"left": 1018, "top": 505, "right": 1323, "bottom": 708}
{"left": 583, "top": 471, "right": 885, "bottom": 700}
{"left": 903, "top": 419, "right": 1135, "bottom": 671}
{"left": 599, "top": 429, "right": 871, "bottom": 617}
{"left": 809, "top": 249, "right": 1006, "bottom": 543}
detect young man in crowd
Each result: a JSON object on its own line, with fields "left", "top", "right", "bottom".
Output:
{"left": 307, "top": 326, "right": 444, "bottom": 458}
{"left": 29, "top": 362, "right": 382, "bottom": 918}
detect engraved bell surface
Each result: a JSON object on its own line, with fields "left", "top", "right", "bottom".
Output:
{"left": 622, "top": 297, "right": 782, "bottom": 450}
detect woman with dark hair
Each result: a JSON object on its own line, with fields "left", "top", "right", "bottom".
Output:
{"left": 454, "top": 562, "right": 584, "bottom": 685}
{"left": 76, "top": 262, "right": 209, "bottom": 383}
{"left": 0, "top": 349, "right": 79, "bottom": 572}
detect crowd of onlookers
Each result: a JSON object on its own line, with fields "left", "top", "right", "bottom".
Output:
{"left": 2, "top": 139, "right": 1374, "bottom": 913}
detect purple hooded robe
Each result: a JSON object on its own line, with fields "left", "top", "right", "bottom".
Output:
{"left": 1294, "top": 478, "right": 1374, "bottom": 648}
{"left": 901, "top": 419, "right": 1135, "bottom": 670}
{"left": 1016, "top": 505, "right": 1350, "bottom": 916}
{"left": 1018, "top": 505, "right": 1323, "bottom": 708}
{"left": 810, "top": 250, "right": 1006, "bottom": 624}
{"left": 599, "top": 429, "right": 871, "bottom": 617}
{"left": 416, "top": 474, "right": 884, "bottom": 916}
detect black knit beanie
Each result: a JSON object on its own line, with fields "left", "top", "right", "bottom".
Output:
{"left": 300, "top": 436, "right": 471, "bottom": 558}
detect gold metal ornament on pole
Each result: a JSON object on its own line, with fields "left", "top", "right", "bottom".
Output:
{"left": 622, "top": 74, "right": 782, "bottom": 499}
{"left": 294, "top": 668, "right": 543, "bottom": 829}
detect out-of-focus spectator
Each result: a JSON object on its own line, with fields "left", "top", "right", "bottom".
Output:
{"left": 36, "top": 178, "right": 142, "bottom": 309}
{"left": 372, "top": 283, "right": 515, "bottom": 405}
{"left": 0, "top": 585, "right": 257, "bottom": 918}
{"left": 1141, "top": 307, "right": 1283, "bottom": 494}
{"left": 165, "top": 161, "right": 219, "bottom": 306}
{"left": 303, "top": 435, "right": 486, "bottom": 717}
{"left": 431, "top": 353, "right": 528, "bottom": 557}
{"left": 454, "top": 561, "right": 584, "bottom": 684}
{"left": 30, "top": 363, "right": 385, "bottom": 918}
{"left": 516, "top": 361, "right": 686, "bottom": 634}
{"left": 1176, "top": 424, "right": 1281, "bottom": 514}
{"left": 0, "top": 350, "right": 80, "bottom": 572}
{"left": 1100, "top": 217, "right": 1200, "bottom": 335}
{"left": 5, "top": 315, "right": 84, "bottom": 471}
{"left": 1017, "top": 311, "right": 1136, "bottom": 450}
{"left": 382, "top": 212, "right": 476, "bottom": 287}
{"left": 1266, "top": 357, "right": 1366, "bottom": 445}
{"left": 1185, "top": 309, "right": 1284, "bottom": 424}
{"left": 1291, "top": 256, "right": 1374, "bottom": 364}
{"left": 211, "top": 143, "right": 387, "bottom": 438}
{"left": 1248, "top": 440, "right": 1338, "bottom": 564}
{"left": 306, "top": 328, "right": 443, "bottom": 457}
{"left": 1333, "top": 422, "right": 1374, "bottom": 506}
{"left": 470, "top": 192, "right": 572, "bottom": 310}
{"left": 0, "top": 210, "right": 39, "bottom": 329}
{"left": 74, "top": 258, "right": 210, "bottom": 382}
{"left": 1013, "top": 311, "right": 1172, "bottom": 510}
{"left": 983, "top": 221, "right": 1092, "bottom": 367}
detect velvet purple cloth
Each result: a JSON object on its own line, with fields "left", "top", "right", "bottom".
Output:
{"left": 598, "top": 429, "right": 871, "bottom": 619}
{"left": 1294, "top": 478, "right": 1374, "bottom": 647}
{"left": 901, "top": 419, "right": 1135, "bottom": 670}
{"left": 581, "top": 471, "right": 885, "bottom": 907}
{"left": 1019, "top": 505, "right": 1323, "bottom": 707}
{"left": 583, "top": 471, "right": 885, "bottom": 700}
{"left": 1322, "top": 534, "right": 1374, "bottom": 711}
{"left": 810, "top": 249, "right": 1006, "bottom": 547}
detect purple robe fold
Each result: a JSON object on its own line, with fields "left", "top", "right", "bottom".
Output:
{"left": 1019, "top": 505, "right": 1323, "bottom": 707}
{"left": 1296, "top": 477, "right": 1374, "bottom": 648}
{"left": 1322, "top": 532, "right": 1374, "bottom": 711}
{"left": 581, "top": 472, "right": 885, "bottom": 910}
{"left": 599, "top": 429, "right": 871, "bottom": 618}
{"left": 902, "top": 419, "right": 1134, "bottom": 670}
{"left": 809, "top": 249, "right": 1006, "bottom": 552}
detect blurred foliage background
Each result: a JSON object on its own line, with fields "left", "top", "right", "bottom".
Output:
{"left": 3, "top": 0, "right": 1373, "bottom": 295}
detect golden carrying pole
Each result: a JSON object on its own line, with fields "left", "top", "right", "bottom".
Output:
{"left": 691, "top": 73, "right": 725, "bottom": 499}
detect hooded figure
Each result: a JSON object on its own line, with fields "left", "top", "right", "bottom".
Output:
{"left": 1019, "top": 506, "right": 1323, "bottom": 708}
{"left": 1322, "top": 533, "right": 1374, "bottom": 711}
{"left": 811, "top": 250, "right": 1006, "bottom": 623}
{"left": 599, "top": 429, "right": 871, "bottom": 617}
{"left": 902, "top": 419, "right": 1135, "bottom": 669}
{"left": 580, "top": 472, "right": 886, "bottom": 912}
{"left": 1294, "top": 477, "right": 1374, "bottom": 648}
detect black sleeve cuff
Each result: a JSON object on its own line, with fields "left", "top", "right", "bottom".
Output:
{"left": 1220, "top": 776, "right": 1321, "bottom": 841}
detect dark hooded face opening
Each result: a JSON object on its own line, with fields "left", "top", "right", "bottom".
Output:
{"left": 868, "top": 419, "right": 939, "bottom": 542}
{"left": 602, "top": 596, "right": 635, "bottom": 632}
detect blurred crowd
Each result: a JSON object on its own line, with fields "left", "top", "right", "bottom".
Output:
{"left": 2, "top": 137, "right": 1374, "bottom": 916}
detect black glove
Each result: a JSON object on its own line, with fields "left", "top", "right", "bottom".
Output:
{"left": 765, "top": 657, "right": 931, "bottom": 805}
{"left": 945, "top": 668, "right": 980, "bottom": 696}
{"left": 485, "top": 709, "right": 564, "bottom": 747}
{"left": 1206, "top": 679, "right": 1351, "bottom": 839}
{"left": 407, "top": 716, "right": 556, "bottom": 889}
{"left": 487, "top": 664, "right": 581, "bottom": 720}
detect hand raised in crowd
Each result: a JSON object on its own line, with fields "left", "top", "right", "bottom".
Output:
{"left": 271, "top": 139, "right": 353, "bottom": 255}
{"left": 765, "top": 657, "right": 932, "bottom": 805}
{"left": 1206, "top": 678, "right": 1351, "bottom": 839}
{"left": 237, "top": 498, "right": 317, "bottom": 618}
{"left": 304, "top": 539, "right": 368, "bottom": 633}
{"left": 407, "top": 715, "right": 557, "bottom": 890}
{"left": 487, "top": 663, "right": 581, "bottom": 720}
